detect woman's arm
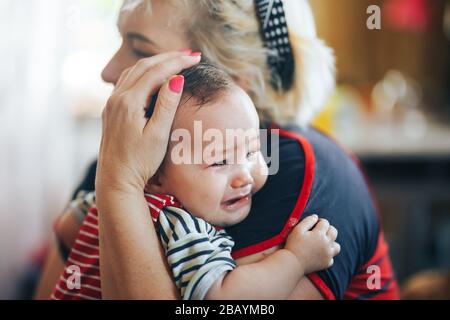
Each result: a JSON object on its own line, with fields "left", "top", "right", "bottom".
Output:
{"left": 34, "top": 236, "right": 66, "bottom": 299}
{"left": 287, "top": 277, "right": 325, "bottom": 300}
{"left": 97, "top": 189, "right": 179, "bottom": 299}
{"left": 95, "top": 51, "right": 201, "bottom": 299}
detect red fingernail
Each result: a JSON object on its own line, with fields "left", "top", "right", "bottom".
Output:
{"left": 190, "top": 52, "right": 202, "bottom": 57}
{"left": 179, "top": 48, "right": 192, "bottom": 54}
{"left": 169, "top": 75, "right": 184, "bottom": 94}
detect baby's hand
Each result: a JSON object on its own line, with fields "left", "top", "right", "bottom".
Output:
{"left": 285, "top": 214, "right": 340, "bottom": 275}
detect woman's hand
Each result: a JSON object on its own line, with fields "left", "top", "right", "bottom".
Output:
{"left": 96, "top": 51, "right": 201, "bottom": 194}
{"left": 94, "top": 51, "right": 200, "bottom": 299}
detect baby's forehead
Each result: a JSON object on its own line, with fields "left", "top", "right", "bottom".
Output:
{"left": 173, "top": 86, "right": 260, "bottom": 134}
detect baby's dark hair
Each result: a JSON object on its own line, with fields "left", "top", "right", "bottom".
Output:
{"left": 146, "top": 62, "right": 233, "bottom": 118}
{"left": 179, "top": 62, "right": 233, "bottom": 106}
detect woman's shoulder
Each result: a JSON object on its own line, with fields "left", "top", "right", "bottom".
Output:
{"left": 281, "top": 124, "right": 376, "bottom": 213}
{"left": 277, "top": 124, "right": 381, "bottom": 252}
{"left": 228, "top": 124, "right": 383, "bottom": 298}
{"left": 226, "top": 124, "right": 339, "bottom": 254}
{"left": 228, "top": 124, "right": 379, "bottom": 259}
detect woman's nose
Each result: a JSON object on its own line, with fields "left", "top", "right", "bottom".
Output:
{"left": 231, "top": 167, "right": 254, "bottom": 189}
{"left": 101, "top": 51, "right": 127, "bottom": 85}
{"left": 101, "top": 61, "right": 121, "bottom": 85}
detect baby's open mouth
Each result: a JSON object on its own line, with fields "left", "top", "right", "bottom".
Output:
{"left": 221, "top": 193, "right": 251, "bottom": 211}
{"left": 224, "top": 197, "right": 243, "bottom": 206}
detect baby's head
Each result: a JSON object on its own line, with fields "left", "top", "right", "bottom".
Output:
{"left": 146, "top": 63, "right": 268, "bottom": 227}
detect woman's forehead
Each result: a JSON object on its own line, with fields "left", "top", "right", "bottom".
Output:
{"left": 118, "top": 0, "right": 186, "bottom": 32}
{"left": 117, "top": 0, "right": 190, "bottom": 49}
{"left": 121, "top": 0, "right": 147, "bottom": 12}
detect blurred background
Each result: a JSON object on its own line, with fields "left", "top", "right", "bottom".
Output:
{"left": 310, "top": 0, "right": 450, "bottom": 299}
{"left": 0, "top": 0, "right": 449, "bottom": 299}
{"left": 0, "top": 0, "right": 121, "bottom": 299}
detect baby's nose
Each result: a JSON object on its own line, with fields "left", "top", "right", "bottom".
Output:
{"left": 231, "top": 169, "right": 254, "bottom": 189}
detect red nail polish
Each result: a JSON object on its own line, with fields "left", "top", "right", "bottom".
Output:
{"left": 169, "top": 75, "right": 184, "bottom": 94}
{"left": 190, "top": 52, "right": 202, "bottom": 57}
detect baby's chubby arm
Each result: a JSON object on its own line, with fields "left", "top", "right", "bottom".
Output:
{"left": 205, "top": 215, "right": 341, "bottom": 300}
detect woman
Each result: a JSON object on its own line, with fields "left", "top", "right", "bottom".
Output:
{"left": 35, "top": 0, "right": 399, "bottom": 299}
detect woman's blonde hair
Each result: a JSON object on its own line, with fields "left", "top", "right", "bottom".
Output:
{"left": 121, "top": 0, "right": 335, "bottom": 125}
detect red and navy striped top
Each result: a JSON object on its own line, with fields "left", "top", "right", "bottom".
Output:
{"left": 51, "top": 194, "right": 186, "bottom": 300}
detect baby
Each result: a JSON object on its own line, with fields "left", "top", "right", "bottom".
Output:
{"left": 51, "top": 63, "right": 340, "bottom": 300}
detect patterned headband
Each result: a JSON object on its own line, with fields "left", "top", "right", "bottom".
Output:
{"left": 254, "top": 0, "right": 295, "bottom": 91}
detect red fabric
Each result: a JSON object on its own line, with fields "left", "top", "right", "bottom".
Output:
{"left": 308, "top": 273, "right": 336, "bottom": 300}
{"left": 51, "top": 194, "right": 181, "bottom": 300}
{"left": 344, "top": 233, "right": 400, "bottom": 300}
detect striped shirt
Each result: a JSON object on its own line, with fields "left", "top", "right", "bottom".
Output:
{"left": 51, "top": 193, "right": 236, "bottom": 300}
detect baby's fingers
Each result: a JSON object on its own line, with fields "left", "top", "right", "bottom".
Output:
{"left": 326, "top": 225, "right": 338, "bottom": 242}
{"left": 297, "top": 214, "right": 319, "bottom": 232}
{"left": 315, "top": 218, "right": 330, "bottom": 234}
{"left": 332, "top": 242, "right": 341, "bottom": 257}
{"left": 328, "top": 258, "right": 334, "bottom": 268}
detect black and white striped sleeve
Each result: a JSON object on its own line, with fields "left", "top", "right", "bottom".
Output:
{"left": 157, "top": 206, "right": 236, "bottom": 300}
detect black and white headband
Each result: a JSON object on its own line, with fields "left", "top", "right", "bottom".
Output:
{"left": 255, "top": 0, "right": 295, "bottom": 91}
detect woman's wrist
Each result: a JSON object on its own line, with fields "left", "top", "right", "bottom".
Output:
{"left": 96, "top": 179, "right": 143, "bottom": 196}
{"left": 96, "top": 161, "right": 147, "bottom": 193}
{"left": 95, "top": 186, "right": 145, "bottom": 212}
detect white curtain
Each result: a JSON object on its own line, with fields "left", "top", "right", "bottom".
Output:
{"left": 0, "top": 0, "right": 118, "bottom": 299}
{"left": 0, "top": 0, "right": 86, "bottom": 299}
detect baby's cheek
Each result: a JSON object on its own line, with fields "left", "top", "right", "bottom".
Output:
{"left": 202, "top": 183, "right": 223, "bottom": 209}
{"left": 195, "top": 184, "right": 222, "bottom": 213}
{"left": 185, "top": 171, "right": 227, "bottom": 220}
{"left": 253, "top": 161, "right": 268, "bottom": 191}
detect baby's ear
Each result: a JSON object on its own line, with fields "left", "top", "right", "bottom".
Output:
{"left": 144, "top": 173, "right": 164, "bottom": 194}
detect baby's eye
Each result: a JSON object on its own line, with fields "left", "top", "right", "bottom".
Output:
{"left": 247, "top": 151, "right": 258, "bottom": 158}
